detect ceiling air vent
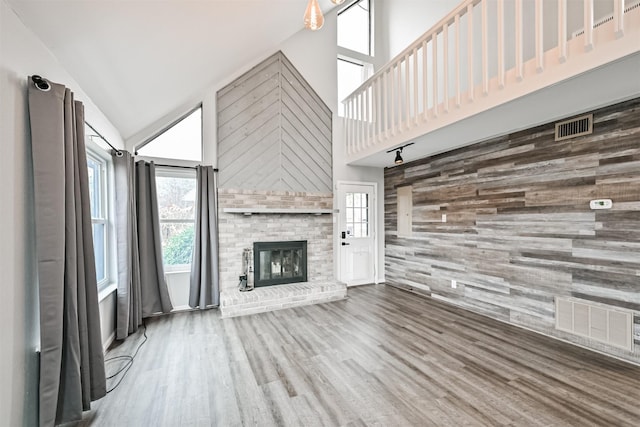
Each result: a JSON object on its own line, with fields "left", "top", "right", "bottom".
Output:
{"left": 555, "top": 114, "right": 593, "bottom": 141}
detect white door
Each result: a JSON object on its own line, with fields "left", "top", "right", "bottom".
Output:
{"left": 337, "top": 182, "right": 377, "bottom": 286}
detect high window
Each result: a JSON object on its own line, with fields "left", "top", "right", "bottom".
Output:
{"left": 338, "top": 0, "right": 371, "bottom": 55}
{"left": 86, "top": 149, "right": 110, "bottom": 288}
{"left": 155, "top": 168, "right": 197, "bottom": 271}
{"left": 337, "top": 0, "right": 374, "bottom": 117}
{"left": 136, "top": 107, "right": 202, "bottom": 162}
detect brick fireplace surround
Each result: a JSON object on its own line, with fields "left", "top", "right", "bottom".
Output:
{"left": 217, "top": 189, "right": 347, "bottom": 317}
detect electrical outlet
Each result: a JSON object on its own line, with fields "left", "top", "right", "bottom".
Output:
{"left": 451, "top": 280, "right": 457, "bottom": 289}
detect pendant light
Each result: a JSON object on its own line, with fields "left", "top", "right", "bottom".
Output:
{"left": 304, "top": 0, "right": 324, "bottom": 31}
{"left": 331, "top": 0, "right": 346, "bottom": 4}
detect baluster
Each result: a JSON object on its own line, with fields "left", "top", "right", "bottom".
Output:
{"left": 497, "top": 0, "right": 505, "bottom": 89}
{"left": 535, "top": 0, "right": 544, "bottom": 72}
{"left": 383, "top": 70, "right": 389, "bottom": 139}
{"left": 467, "top": 3, "right": 474, "bottom": 102}
{"left": 455, "top": 14, "right": 461, "bottom": 108}
{"left": 422, "top": 40, "right": 428, "bottom": 121}
{"left": 359, "top": 91, "right": 364, "bottom": 150}
{"left": 397, "top": 62, "right": 402, "bottom": 132}
{"left": 352, "top": 97, "right": 357, "bottom": 152}
{"left": 390, "top": 65, "right": 396, "bottom": 136}
{"left": 482, "top": 0, "right": 489, "bottom": 95}
{"left": 515, "top": 0, "right": 523, "bottom": 80}
{"left": 405, "top": 54, "right": 411, "bottom": 130}
{"left": 614, "top": 0, "right": 625, "bottom": 37}
{"left": 375, "top": 77, "right": 381, "bottom": 142}
{"left": 345, "top": 98, "right": 351, "bottom": 155}
{"left": 558, "top": 0, "right": 567, "bottom": 62}
{"left": 584, "top": 0, "right": 594, "bottom": 51}
{"left": 353, "top": 94, "right": 358, "bottom": 152}
{"left": 443, "top": 22, "right": 449, "bottom": 112}
{"left": 413, "top": 47, "right": 418, "bottom": 124}
{"left": 432, "top": 33, "right": 438, "bottom": 118}
{"left": 364, "top": 87, "right": 369, "bottom": 147}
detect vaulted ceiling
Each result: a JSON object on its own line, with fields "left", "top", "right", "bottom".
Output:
{"left": 8, "top": 0, "right": 340, "bottom": 142}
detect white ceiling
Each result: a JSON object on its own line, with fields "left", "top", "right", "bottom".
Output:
{"left": 8, "top": 0, "right": 338, "bottom": 142}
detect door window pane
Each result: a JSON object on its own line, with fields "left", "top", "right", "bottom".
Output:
{"left": 345, "top": 191, "right": 369, "bottom": 238}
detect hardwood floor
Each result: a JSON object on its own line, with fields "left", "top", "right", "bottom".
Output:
{"left": 81, "top": 285, "right": 640, "bottom": 426}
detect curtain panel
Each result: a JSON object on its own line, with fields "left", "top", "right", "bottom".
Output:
{"left": 112, "top": 152, "right": 142, "bottom": 339}
{"left": 28, "top": 77, "right": 106, "bottom": 426}
{"left": 135, "top": 161, "right": 174, "bottom": 315}
{"left": 113, "top": 156, "right": 173, "bottom": 339}
{"left": 189, "top": 166, "right": 220, "bottom": 308}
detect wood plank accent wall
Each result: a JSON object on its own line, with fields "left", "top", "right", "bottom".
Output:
{"left": 384, "top": 98, "right": 640, "bottom": 364}
{"left": 217, "top": 51, "right": 332, "bottom": 192}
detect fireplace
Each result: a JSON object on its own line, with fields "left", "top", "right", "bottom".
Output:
{"left": 253, "top": 240, "right": 307, "bottom": 287}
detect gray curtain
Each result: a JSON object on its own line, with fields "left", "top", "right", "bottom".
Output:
{"left": 189, "top": 166, "right": 220, "bottom": 308}
{"left": 135, "top": 161, "right": 173, "bottom": 315}
{"left": 112, "top": 151, "right": 142, "bottom": 339}
{"left": 28, "top": 77, "right": 106, "bottom": 426}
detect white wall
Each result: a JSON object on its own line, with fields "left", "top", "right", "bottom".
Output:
{"left": 379, "top": 0, "right": 457, "bottom": 62}
{"left": 0, "top": 1, "right": 123, "bottom": 423}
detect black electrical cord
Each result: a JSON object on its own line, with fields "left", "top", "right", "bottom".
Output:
{"left": 105, "top": 321, "right": 148, "bottom": 393}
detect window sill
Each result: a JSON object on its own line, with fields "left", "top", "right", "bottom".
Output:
{"left": 98, "top": 283, "right": 117, "bottom": 303}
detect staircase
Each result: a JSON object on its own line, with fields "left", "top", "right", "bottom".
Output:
{"left": 343, "top": 0, "right": 640, "bottom": 166}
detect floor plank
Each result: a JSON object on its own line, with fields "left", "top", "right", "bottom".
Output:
{"left": 79, "top": 285, "right": 640, "bottom": 427}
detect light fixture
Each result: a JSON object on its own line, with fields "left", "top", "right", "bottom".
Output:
{"left": 331, "top": 0, "right": 346, "bottom": 4}
{"left": 304, "top": 0, "right": 324, "bottom": 31}
{"left": 387, "top": 142, "right": 415, "bottom": 166}
{"left": 394, "top": 150, "right": 403, "bottom": 165}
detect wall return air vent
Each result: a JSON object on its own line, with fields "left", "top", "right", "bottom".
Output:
{"left": 556, "top": 297, "right": 634, "bottom": 352}
{"left": 555, "top": 114, "right": 593, "bottom": 141}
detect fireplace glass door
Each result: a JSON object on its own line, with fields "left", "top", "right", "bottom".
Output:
{"left": 254, "top": 241, "right": 307, "bottom": 287}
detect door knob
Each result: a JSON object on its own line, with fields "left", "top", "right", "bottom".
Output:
{"left": 342, "top": 242, "right": 350, "bottom": 246}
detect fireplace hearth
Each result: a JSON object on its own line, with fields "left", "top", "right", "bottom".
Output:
{"left": 253, "top": 240, "right": 307, "bottom": 287}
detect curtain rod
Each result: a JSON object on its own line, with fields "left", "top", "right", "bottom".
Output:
{"left": 155, "top": 164, "right": 219, "bottom": 172}
{"left": 30, "top": 75, "right": 124, "bottom": 156}
{"left": 85, "top": 121, "right": 124, "bottom": 157}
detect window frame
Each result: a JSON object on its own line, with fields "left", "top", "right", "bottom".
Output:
{"left": 86, "top": 146, "right": 111, "bottom": 290}
{"left": 155, "top": 167, "right": 198, "bottom": 273}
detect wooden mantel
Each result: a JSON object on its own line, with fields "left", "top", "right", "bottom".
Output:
{"left": 221, "top": 207, "right": 334, "bottom": 215}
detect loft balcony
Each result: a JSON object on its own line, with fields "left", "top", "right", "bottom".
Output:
{"left": 343, "top": 0, "right": 640, "bottom": 167}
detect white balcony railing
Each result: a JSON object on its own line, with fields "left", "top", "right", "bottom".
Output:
{"left": 343, "top": 0, "right": 640, "bottom": 162}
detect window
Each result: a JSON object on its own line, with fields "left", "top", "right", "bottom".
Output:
{"left": 345, "top": 192, "right": 369, "bottom": 238}
{"left": 337, "top": 58, "right": 371, "bottom": 116}
{"left": 87, "top": 150, "right": 109, "bottom": 287}
{"left": 338, "top": 0, "right": 371, "bottom": 55}
{"left": 155, "top": 169, "right": 197, "bottom": 271}
{"left": 337, "top": 0, "right": 374, "bottom": 116}
{"left": 136, "top": 107, "right": 202, "bottom": 162}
